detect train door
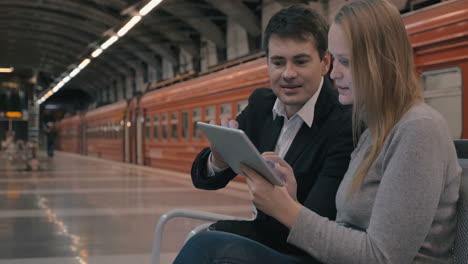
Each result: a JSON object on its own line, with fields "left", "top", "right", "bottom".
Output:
{"left": 125, "top": 97, "right": 144, "bottom": 164}
{"left": 136, "top": 104, "right": 144, "bottom": 165}
{"left": 124, "top": 111, "right": 130, "bottom": 163}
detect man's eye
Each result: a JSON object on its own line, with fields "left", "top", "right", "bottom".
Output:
{"left": 295, "top": 60, "right": 308, "bottom": 65}
{"left": 272, "top": 61, "right": 283, "bottom": 66}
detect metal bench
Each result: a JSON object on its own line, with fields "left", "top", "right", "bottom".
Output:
{"left": 453, "top": 140, "right": 468, "bottom": 263}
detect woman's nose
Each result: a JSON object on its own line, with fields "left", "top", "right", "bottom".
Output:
{"left": 330, "top": 63, "right": 342, "bottom": 80}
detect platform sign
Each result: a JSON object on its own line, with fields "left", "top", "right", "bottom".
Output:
{"left": 5, "top": 111, "right": 22, "bottom": 118}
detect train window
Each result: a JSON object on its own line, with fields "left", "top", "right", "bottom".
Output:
{"left": 205, "top": 105, "right": 215, "bottom": 123}
{"left": 193, "top": 108, "right": 201, "bottom": 141}
{"left": 182, "top": 111, "right": 189, "bottom": 140}
{"left": 421, "top": 67, "right": 462, "bottom": 139}
{"left": 145, "top": 117, "right": 151, "bottom": 140}
{"left": 171, "top": 112, "right": 179, "bottom": 140}
{"left": 162, "top": 113, "right": 168, "bottom": 140}
{"left": 220, "top": 103, "right": 232, "bottom": 120}
{"left": 237, "top": 100, "right": 248, "bottom": 116}
{"left": 154, "top": 115, "right": 159, "bottom": 140}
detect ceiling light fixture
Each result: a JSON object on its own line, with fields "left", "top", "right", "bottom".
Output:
{"left": 38, "top": 0, "right": 165, "bottom": 104}
{"left": 117, "top": 16, "right": 142, "bottom": 37}
{"left": 0, "top": 67, "right": 14, "bottom": 73}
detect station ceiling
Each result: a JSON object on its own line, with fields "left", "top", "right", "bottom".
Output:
{"left": 0, "top": 0, "right": 316, "bottom": 100}
{"left": 1, "top": 0, "right": 432, "bottom": 103}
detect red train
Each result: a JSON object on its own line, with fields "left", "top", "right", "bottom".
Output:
{"left": 57, "top": 0, "right": 468, "bottom": 174}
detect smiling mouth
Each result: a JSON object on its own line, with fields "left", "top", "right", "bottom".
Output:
{"left": 281, "top": 85, "right": 301, "bottom": 89}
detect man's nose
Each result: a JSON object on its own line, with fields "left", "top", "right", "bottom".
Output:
{"left": 282, "top": 63, "right": 298, "bottom": 79}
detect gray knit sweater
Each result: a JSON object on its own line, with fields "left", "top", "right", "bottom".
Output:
{"left": 287, "top": 103, "right": 461, "bottom": 263}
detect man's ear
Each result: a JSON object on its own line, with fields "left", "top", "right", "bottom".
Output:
{"left": 320, "top": 51, "right": 331, "bottom": 76}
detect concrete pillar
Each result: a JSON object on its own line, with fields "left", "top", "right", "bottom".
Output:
{"left": 227, "top": 19, "right": 250, "bottom": 60}
{"left": 200, "top": 38, "right": 218, "bottom": 71}
{"left": 131, "top": 63, "right": 145, "bottom": 93}
{"left": 147, "top": 63, "right": 158, "bottom": 82}
{"left": 108, "top": 85, "right": 115, "bottom": 103}
{"left": 96, "top": 90, "right": 102, "bottom": 104}
{"left": 116, "top": 77, "right": 124, "bottom": 101}
{"left": 162, "top": 58, "right": 174, "bottom": 80}
{"left": 262, "top": 0, "right": 284, "bottom": 34}
{"left": 125, "top": 72, "right": 134, "bottom": 99}
{"left": 179, "top": 48, "right": 194, "bottom": 73}
{"left": 113, "top": 85, "right": 119, "bottom": 103}
{"left": 101, "top": 88, "right": 107, "bottom": 104}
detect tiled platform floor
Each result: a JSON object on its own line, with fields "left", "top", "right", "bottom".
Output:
{"left": 0, "top": 151, "right": 252, "bottom": 264}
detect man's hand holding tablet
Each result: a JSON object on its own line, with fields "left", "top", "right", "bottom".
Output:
{"left": 198, "top": 121, "right": 284, "bottom": 186}
{"left": 208, "top": 119, "right": 239, "bottom": 169}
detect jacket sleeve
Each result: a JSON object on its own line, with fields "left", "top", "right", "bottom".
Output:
{"left": 302, "top": 115, "right": 354, "bottom": 220}
{"left": 190, "top": 89, "right": 259, "bottom": 190}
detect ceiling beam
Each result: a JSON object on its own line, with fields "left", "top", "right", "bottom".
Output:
{"left": 161, "top": 0, "right": 226, "bottom": 48}
{"left": 204, "top": 0, "right": 261, "bottom": 36}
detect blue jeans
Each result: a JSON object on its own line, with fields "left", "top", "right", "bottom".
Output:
{"left": 173, "top": 231, "right": 321, "bottom": 264}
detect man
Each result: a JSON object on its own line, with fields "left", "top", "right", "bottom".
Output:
{"left": 45, "top": 122, "right": 57, "bottom": 157}
{"left": 191, "top": 5, "right": 353, "bottom": 255}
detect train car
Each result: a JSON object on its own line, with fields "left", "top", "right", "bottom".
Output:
{"left": 83, "top": 101, "right": 126, "bottom": 162}
{"left": 56, "top": 115, "right": 83, "bottom": 154}
{"left": 404, "top": 0, "right": 468, "bottom": 139}
{"left": 56, "top": 0, "right": 468, "bottom": 176}
{"left": 139, "top": 56, "right": 269, "bottom": 172}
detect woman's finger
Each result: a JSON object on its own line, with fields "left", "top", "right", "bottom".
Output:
{"left": 262, "top": 153, "right": 290, "bottom": 168}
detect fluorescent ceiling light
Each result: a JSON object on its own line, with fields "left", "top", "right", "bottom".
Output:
{"left": 78, "top": 58, "right": 91, "bottom": 70}
{"left": 62, "top": 76, "right": 71, "bottom": 83}
{"left": 69, "top": 68, "right": 81, "bottom": 77}
{"left": 139, "top": 0, "right": 163, "bottom": 16}
{"left": 0, "top": 67, "right": 14, "bottom": 73}
{"left": 117, "top": 16, "right": 142, "bottom": 37}
{"left": 100, "top": 36, "right": 119, "bottom": 50}
{"left": 91, "top": 48, "right": 103, "bottom": 58}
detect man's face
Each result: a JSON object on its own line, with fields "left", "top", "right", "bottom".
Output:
{"left": 267, "top": 35, "right": 330, "bottom": 116}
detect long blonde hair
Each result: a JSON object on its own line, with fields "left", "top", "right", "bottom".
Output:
{"left": 334, "top": 0, "right": 422, "bottom": 193}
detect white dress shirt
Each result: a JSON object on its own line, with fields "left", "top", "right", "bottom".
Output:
{"left": 207, "top": 77, "right": 324, "bottom": 175}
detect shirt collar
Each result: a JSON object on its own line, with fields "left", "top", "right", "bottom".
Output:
{"left": 272, "top": 77, "right": 324, "bottom": 128}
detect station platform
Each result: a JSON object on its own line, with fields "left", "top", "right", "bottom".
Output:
{"left": 0, "top": 151, "right": 252, "bottom": 264}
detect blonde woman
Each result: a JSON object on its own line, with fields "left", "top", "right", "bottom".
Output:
{"left": 175, "top": 1, "right": 461, "bottom": 263}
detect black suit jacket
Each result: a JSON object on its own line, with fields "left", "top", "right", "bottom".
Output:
{"left": 191, "top": 79, "right": 354, "bottom": 254}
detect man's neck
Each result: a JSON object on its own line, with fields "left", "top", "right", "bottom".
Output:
{"left": 285, "top": 105, "right": 302, "bottom": 119}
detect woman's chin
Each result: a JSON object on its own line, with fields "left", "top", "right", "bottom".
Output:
{"left": 338, "top": 94, "right": 354, "bottom": 105}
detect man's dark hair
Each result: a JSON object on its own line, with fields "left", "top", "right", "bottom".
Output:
{"left": 263, "top": 5, "right": 329, "bottom": 59}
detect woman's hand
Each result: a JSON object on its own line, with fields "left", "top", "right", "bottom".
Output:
{"left": 241, "top": 158, "right": 302, "bottom": 229}
{"left": 262, "top": 152, "right": 298, "bottom": 201}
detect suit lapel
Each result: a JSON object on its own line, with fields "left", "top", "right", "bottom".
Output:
{"left": 284, "top": 123, "right": 318, "bottom": 166}
{"left": 259, "top": 115, "right": 284, "bottom": 153}
{"left": 284, "top": 79, "right": 337, "bottom": 166}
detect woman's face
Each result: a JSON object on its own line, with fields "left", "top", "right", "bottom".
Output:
{"left": 328, "top": 23, "right": 354, "bottom": 105}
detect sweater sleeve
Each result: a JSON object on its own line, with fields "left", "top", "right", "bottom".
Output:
{"left": 287, "top": 118, "right": 449, "bottom": 263}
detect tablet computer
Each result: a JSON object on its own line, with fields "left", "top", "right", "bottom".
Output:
{"left": 197, "top": 122, "right": 283, "bottom": 186}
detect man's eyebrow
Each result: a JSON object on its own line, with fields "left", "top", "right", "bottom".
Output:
{"left": 269, "top": 56, "right": 285, "bottom": 60}
{"left": 293, "top": 54, "right": 312, "bottom": 59}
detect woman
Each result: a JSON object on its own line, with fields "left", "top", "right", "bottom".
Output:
{"left": 174, "top": 0, "right": 461, "bottom": 263}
